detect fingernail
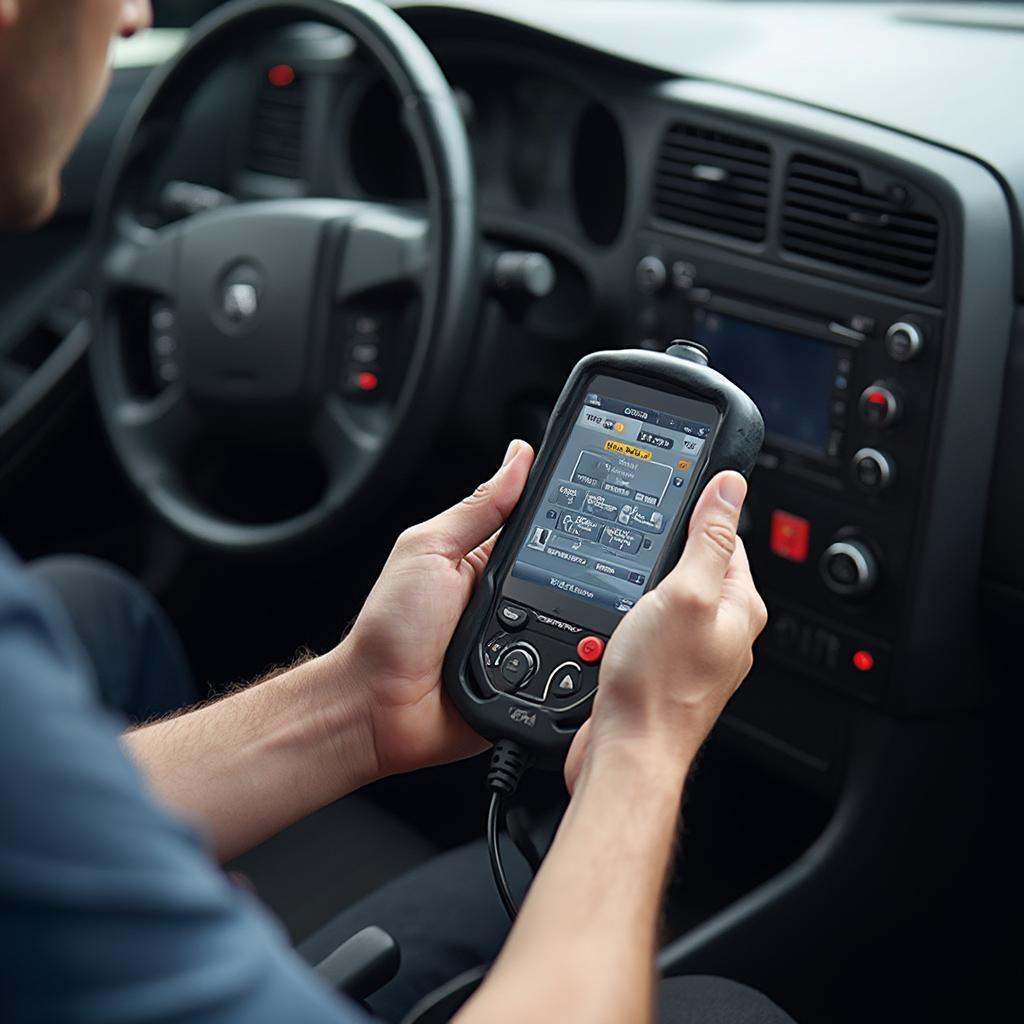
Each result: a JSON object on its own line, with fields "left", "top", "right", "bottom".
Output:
{"left": 718, "top": 472, "right": 746, "bottom": 508}
{"left": 501, "top": 439, "right": 521, "bottom": 468}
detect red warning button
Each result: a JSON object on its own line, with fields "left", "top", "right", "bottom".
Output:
{"left": 577, "top": 636, "right": 605, "bottom": 664}
{"left": 770, "top": 510, "right": 811, "bottom": 563}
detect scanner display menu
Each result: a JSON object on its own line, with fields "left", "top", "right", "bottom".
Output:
{"left": 511, "top": 378, "right": 717, "bottom": 617}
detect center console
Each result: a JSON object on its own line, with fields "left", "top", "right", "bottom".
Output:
{"left": 626, "top": 83, "right": 1014, "bottom": 721}
{"left": 632, "top": 239, "right": 943, "bottom": 705}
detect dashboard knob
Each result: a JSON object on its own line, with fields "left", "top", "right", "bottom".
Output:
{"left": 858, "top": 382, "right": 902, "bottom": 428}
{"left": 885, "top": 320, "right": 925, "bottom": 363}
{"left": 851, "top": 447, "right": 895, "bottom": 494}
{"left": 635, "top": 255, "right": 667, "bottom": 295}
{"left": 820, "top": 539, "right": 880, "bottom": 598}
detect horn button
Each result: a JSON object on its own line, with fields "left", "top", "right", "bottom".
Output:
{"left": 175, "top": 203, "right": 332, "bottom": 414}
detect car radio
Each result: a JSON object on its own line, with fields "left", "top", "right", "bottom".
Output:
{"left": 631, "top": 237, "right": 945, "bottom": 704}
{"left": 443, "top": 343, "right": 763, "bottom": 765}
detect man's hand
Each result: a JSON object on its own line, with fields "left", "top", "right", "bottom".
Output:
{"left": 340, "top": 439, "right": 535, "bottom": 778}
{"left": 564, "top": 470, "right": 767, "bottom": 793}
{"left": 457, "top": 471, "right": 765, "bottom": 1024}
{"left": 126, "top": 441, "right": 533, "bottom": 860}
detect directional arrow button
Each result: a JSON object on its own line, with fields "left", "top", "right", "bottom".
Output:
{"left": 548, "top": 661, "right": 582, "bottom": 699}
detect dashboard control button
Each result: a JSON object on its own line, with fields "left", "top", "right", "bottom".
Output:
{"left": 151, "top": 303, "right": 176, "bottom": 333}
{"left": 821, "top": 539, "right": 880, "bottom": 598}
{"left": 635, "top": 256, "right": 667, "bottom": 295}
{"left": 351, "top": 342, "right": 379, "bottom": 364}
{"left": 885, "top": 321, "right": 925, "bottom": 363}
{"left": 770, "top": 510, "right": 811, "bottom": 563}
{"left": 848, "top": 314, "right": 876, "bottom": 336}
{"left": 498, "top": 603, "right": 529, "bottom": 630}
{"left": 549, "top": 662, "right": 583, "bottom": 698}
{"left": 499, "top": 647, "right": 538, "bottom": 688}
{"left": 851, "top": 448, "right": 895, "bottom": 494}
{"left": 576, "top": 636, "right": 605, "bottom": 664}
{"left": 858, "top": 383, "right": 901, "bottom": 428}
{"left": 671, "top": 260, "right": 696, "bottom": 290}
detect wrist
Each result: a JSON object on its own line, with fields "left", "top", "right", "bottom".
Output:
{"left": 294, "top": 643, "right": 382, "bottom": 793}
{"left": 577, "top": 729, "right": 692, "bottom": 804}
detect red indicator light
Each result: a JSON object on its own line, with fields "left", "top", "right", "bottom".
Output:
{"left": 852, "top": 649, "right": 875, "bottom": 672}
{"left": 867, "top": 391, "right": 888, "bottom": 406}
{"left": 267, "top": 64, "right": 296, "bottom": 88}
{"left": 357, "top": 371, "right": 379, "bottom": 392}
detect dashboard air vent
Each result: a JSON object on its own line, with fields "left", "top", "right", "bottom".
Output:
{"left": 782, "top": 156, "right": 939, "bottom": 285}
{"left": 652, "top": 123, "right": 771, "bottom": 242}
{"left": 244, "top": 69, "right": 307, "bottom": 179}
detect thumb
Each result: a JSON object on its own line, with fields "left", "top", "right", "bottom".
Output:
{"left": 660, "top": 471, "right": 746, "bottom": 613}
{"left": 428, "top": 440, "right": 534, "bottom": 559}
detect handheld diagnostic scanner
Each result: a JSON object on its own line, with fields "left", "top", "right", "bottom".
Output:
{"left": 443, "top": 342, "right": 764, "bottom": 768}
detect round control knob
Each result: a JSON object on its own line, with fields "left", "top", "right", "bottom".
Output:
{"left": 851, "top": 447, "right": 895, "bottom": 494}
{"left": 885, "top": 320, "right": 925, "bottom": 363}
{"left": 666, "top": 339, "right": 710, "bottom": 366}
{"left": 499, "top": 646, "right": 538, "bottom": 689}
{"left": 858, "top": 383, "right": 902, "bottom": 428}
{"left": 820, "top": 539, "right": 880, "bottom": 598}
{"left": 635, "top": 255, "right": 667, "bottom": 295}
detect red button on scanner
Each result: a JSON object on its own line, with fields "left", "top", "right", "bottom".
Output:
{"left": 770, "top": 510, "right": 811, "bottom": 563}
{"left": 577, "top": 636, "right": 605, "bottom": 664}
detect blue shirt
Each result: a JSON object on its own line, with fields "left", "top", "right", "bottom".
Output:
{"left": 0, "top": 543, "right": 367, "bottom": 1023}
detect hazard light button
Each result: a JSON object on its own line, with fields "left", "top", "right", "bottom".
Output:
{"left": 770, "top": 510, "right": 811, "bottom": 563}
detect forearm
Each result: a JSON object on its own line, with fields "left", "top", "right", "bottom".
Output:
{"left": 457, "top": 741, "right": 690, "bottom": 1024}
{"left": 122, "top": 645, "right": 379, "bottom": 861}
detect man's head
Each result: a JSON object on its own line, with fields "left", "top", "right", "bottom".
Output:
{"left": 0, "top": 0, "right": 153, "bottom": 229}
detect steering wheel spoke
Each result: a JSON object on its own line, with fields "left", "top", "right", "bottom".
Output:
{"left": 103, "top": 217, "right": 181, "bottom": 298}
{"left": 313, "top": 394, "right": 383, "bottom": 484}
{"left": 113, "top": 386, "right": 196, "bottom": 473}
{"left": 336, "top": 206, "right": 429, "bottom": 303}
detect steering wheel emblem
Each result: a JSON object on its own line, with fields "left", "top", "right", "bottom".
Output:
{"left": 223, "top": 281, "right": 258, "bottom": 323}
{"left": 216, "top": 263, "right": 265, "bottom": 332}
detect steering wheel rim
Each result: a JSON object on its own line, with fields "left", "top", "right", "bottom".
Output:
{"left": 90, "top": 0, "right": 477, "bottom": 555}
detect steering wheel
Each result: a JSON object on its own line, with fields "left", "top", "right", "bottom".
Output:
{"left": 90, "top": 0, "right": 477, "bottom": 554}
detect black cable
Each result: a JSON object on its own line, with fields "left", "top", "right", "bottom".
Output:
{"left": 485, "top": 739, "right": 532, "bottom": 922}
{"left": 506, "top": 805, "right": 543, "bottom": 874}
{"left": 487, "top": 792, "right": 519, "bottom": 921}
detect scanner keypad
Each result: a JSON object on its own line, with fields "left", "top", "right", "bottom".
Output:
{"left": 480, "top": 603, "right": 604, "bottom": 711}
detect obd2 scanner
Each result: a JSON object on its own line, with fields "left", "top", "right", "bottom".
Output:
{"left": 443, "top": 342, "right": 764, "bottom": 917}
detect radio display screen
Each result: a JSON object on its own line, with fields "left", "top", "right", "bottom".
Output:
{"left": 692, "top": 310, "right": 839, "bottom": 457}
{"left": 509, "top": 375, "right": 718, "bottom": 620}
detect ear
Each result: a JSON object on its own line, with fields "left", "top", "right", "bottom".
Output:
{"left": 0, "top": 0, "right": 21, "bottom": 31}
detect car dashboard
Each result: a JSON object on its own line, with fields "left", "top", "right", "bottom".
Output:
{"left": 211, "top": 2, "right": 1021, "bottom": 753}
{"left": 46, "top": 0, "right": 1018, "bottom": 772}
